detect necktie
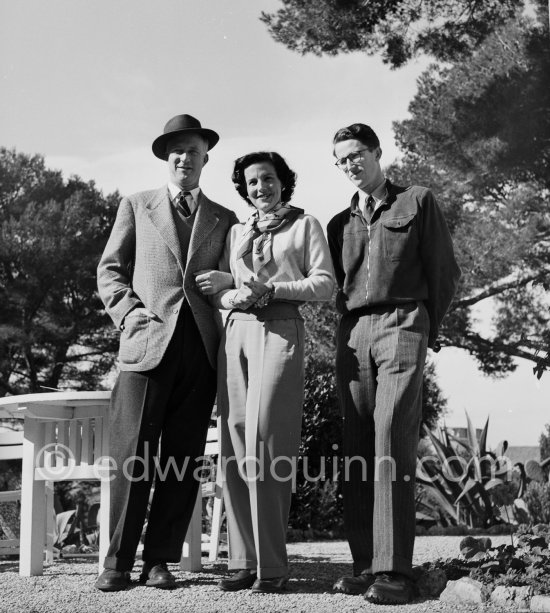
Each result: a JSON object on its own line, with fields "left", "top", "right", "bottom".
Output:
{"left": 177, "top": 191, "right": 192, "bottom": 217}
{"left": 364, "top": 195, "right": 375, "bottom": 222}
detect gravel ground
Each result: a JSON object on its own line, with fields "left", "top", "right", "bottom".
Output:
{"left": 0, "top": 536, "right": 513, "bottom": 613}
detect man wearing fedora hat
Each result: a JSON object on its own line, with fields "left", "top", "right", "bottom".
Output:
{"left": 96, "top": 114, "right": 239, "bottom": 591}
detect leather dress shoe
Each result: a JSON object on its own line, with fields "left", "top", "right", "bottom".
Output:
{"left": 139, "top": 562, "right": 176, "bottom": 589}
{"left": 219, "top": 569, "right": 257, "bottom": 591}
{"left": 333, "top": 571, "right": 375, "bottom": 595}
{"left": 251, "top": 575, "right": 288, "bottom": 593}
{"left": 364, "top": 572, "right": 415, "bottom": 604}
{"left": 95, "top": 569, "right": 131, "bottom": 592}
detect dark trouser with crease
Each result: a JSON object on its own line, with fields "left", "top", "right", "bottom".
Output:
{"left": 103, "top": 303, "right": 216, "bottom": 571}
{"left": 336, "top": 301, "right": 429, "bottom": 580}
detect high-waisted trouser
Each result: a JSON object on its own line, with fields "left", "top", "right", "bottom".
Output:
{"left": 104, "top": 303, "right": 216, "bottom": 571}
{"left": 336, "top": 301, "right": 429, "bottom": 579}
{"left": 217, "top": 305, "right": 305, "bottom": 579}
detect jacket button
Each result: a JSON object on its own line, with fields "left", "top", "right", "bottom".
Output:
{"left": 173, "top": 307, "right": 179, "bottom": 314}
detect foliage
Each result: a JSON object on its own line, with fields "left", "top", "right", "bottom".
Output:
{"left": 55, "top": 480, "right": 99, "bottom": 513}
{"left": 53, "top": 487, "right": 100, "bottom": 551}
{"left": 422, "top": 525, "right": 550, "bottom": 597}
{"left": 459, "top": 534, "right": 494, "bottom": 560}
{"left": 489, "top": 481, "right": 520, "bottom": 545}
{"left": 523, "top": 482, "right": 550, "bottom": 524}
{"left": 290, "top": 301, "right": 342, "bottom": 531}
{"left": 541, "top": 423, "right": 550, "bottom": 462}
{"left": 263, "top": 0, "right": 550, "bottom": 377}
{"left": 0, "top": 422, "right": 22, "bottom": 537}
{"left": 260, "top": 0, "right": 520, "bottom": 68}
{"left": 389, "top": 6, "right": 550, "bottom": 376}
{"left": 394, "top": 12, "right": 550, "bottom": 190}
{"left": 422, "top": 361, "right": 448, "bottom": 430}
{"left": 0, "top": 148, "right": 120, "bottom": 395}
{"left": 468, "top": 528, "right": 550, "bottom": 595}
{"left": 54, "top": 510, "right": 77, "bottom": 549}
{"left": 525, "top": 457, "right": 548, "bottom": 482}
{"left": 0, "top": 459, "right": 20, "bottom": 493}
{"left": 416, "top": 414, "right": 523, "bottom": 528}
{"left": 0, "top": 459, "right": 21, "bottom": 540}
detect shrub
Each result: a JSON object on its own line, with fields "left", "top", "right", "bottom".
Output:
{"left": 424, "top": 526, "right": 550, "bottom": 596}
{"left": 289, "top": 347, "right": 343, "bottom": 532}
{"left": 416, "top": 414, "right": 525, "bottom": 529}
{"left": 523, "top": 481, "right": 550, "bottom": 524}
{"left": 0, "top": 459, "right": 22, "bottom": 540}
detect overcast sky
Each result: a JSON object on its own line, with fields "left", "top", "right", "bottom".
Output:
{"left": 2, "top": 0, "right": 548, "bottom": 446}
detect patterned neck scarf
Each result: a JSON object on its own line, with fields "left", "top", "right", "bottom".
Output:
{"left": 236, "top": 204, "right": 304, "bottom": 273}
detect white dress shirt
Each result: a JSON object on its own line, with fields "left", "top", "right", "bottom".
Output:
{"left": 168, "top": 183, "right": 201, "bottom": 215}
{"left": 358, "top": 177, "right": 387, "bottom": 219}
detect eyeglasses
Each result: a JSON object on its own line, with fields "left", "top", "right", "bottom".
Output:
{"left": 334, "top": 148, "right": 369, "bottom": 169}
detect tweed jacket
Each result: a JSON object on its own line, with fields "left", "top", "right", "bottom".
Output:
{"left": 97, "top": 187, "right": 238, "bottom": 371}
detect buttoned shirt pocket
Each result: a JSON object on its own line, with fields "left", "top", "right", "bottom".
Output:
{"left": 382, "top": 213, "right": 417, "bottom": 261}
{"left": 119, "top": 311, "right": 150, "bottom": 364}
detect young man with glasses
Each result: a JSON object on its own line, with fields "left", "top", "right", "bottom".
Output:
{"left": 327, "top": 123, "right": 460, "bottom": 605}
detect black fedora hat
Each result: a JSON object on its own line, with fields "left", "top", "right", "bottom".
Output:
{"left": 152, "top": 114, "right": 219, "bottom": 160}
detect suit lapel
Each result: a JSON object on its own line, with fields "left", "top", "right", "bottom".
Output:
{"left": 188, "top": 192, "right": 219, "bottom": 262}
{"left": 145, "top": 187, "right": 184, "bottom": 269}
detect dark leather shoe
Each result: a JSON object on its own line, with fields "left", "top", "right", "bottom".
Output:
{"left": 364, "top": 572, "right": 415, "bottom": 604}
{"left": 251, "top": 575, "right": 288, "bottom": 593}
{"left": 95, "top": 569, "right": 131, "bottom": 592}
{"left": 333, "top": 571, "right": 375, "bottom": 594}
{"left": 139, "top": 562, "right": 176, "bottom": 589}
{"left": 219, "top": 569, "right": 257, "bottom": 591}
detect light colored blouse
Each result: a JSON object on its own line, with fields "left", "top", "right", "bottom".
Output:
{"left": 215, "top": 212, "right": 334, "bottom": 309}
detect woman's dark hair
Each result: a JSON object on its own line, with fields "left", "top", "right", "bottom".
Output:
{"left": 232, "top": 151, "right": 297, "bottom": 205}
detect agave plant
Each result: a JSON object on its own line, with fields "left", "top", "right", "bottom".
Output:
{"left": 416, "top": 412, "right": 523, "bottom": 528}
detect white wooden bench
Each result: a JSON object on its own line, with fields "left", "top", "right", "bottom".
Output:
{"left": 0, "top": 429, "right": 55, "bottom": 561}
{"left": 0, "top": 392, "right": 111, "bottom": 576}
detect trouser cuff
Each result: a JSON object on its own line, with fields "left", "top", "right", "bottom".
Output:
{"left": 258, "top": 565, "right": 288, "bottom": 579}
{"left": 228, "top": 558, "right": 257, "bottom": 571}
{"left": 103, "top": 555, "right": 134, "bottom": 572}
{"left": 372, "top": 555, "right": 413, "bottom": 579}
{"left": 353, "top": 561, "right": 374, "bottom": 576}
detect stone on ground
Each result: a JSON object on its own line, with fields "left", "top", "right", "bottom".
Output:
{"left": 531, "top": 595, "right": 550, "bottom": 612}
{"left": 439, "top": 576, "right": 489, "bottom": 604}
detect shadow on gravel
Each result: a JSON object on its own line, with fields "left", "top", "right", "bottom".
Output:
{"left": 285, "top": 559, "right": 351, "bottom": 594}
{"left": 195, "top": 557, "right": 355, "bottom": 595}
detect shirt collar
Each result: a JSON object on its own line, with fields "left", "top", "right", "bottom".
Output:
{"left": 168, "top": 183, "right": 201, "bottom": 213}
{"left": 350, "top": 178, "right": 389, "bottom": 219}
{"left": 359, "top": 177, "right": 387, "bottom": 205}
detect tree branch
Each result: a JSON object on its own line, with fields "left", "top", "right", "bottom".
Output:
{"left": 453, "top": 331, "right": 547, "bottom": 366}
{"left": 452, "top": 271, "right": 550, "bottom": 309}
{"left": 63, "top": 350, "right": 115, "bottom": 363}
{"left": 0, "top": 377, "right": 18, "bottom": 397}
